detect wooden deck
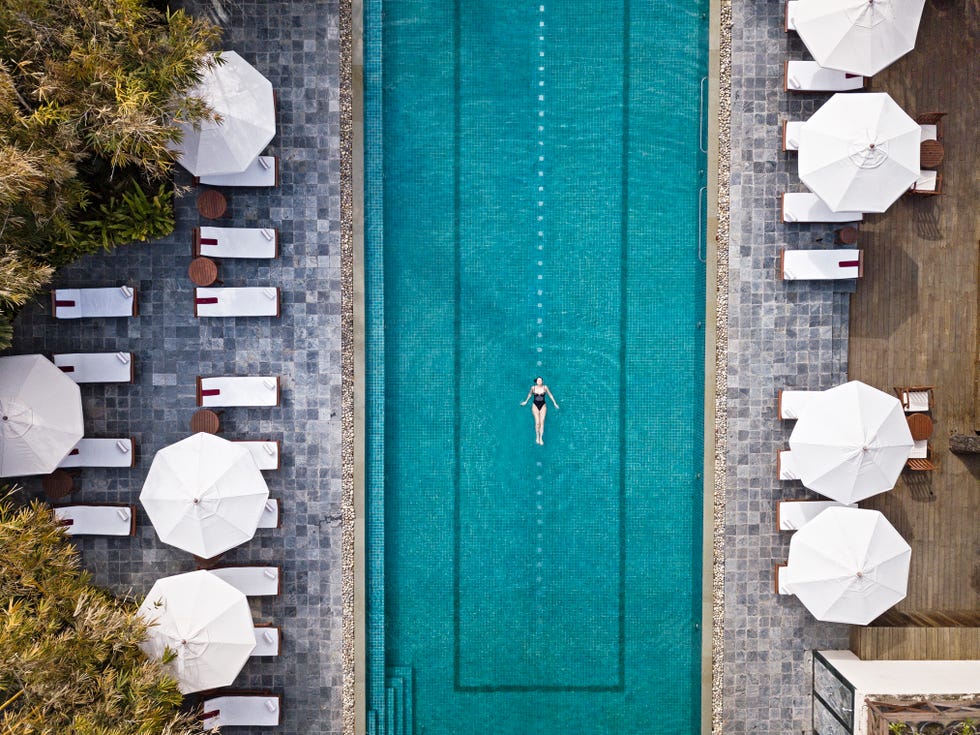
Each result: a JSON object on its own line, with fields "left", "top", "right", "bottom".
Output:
{"left": 845, "top": 0, "right": 980, "bottom": 657}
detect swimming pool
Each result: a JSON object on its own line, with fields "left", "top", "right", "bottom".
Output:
{"left": 365, "top": 1, "right": 707, "bottom": 732}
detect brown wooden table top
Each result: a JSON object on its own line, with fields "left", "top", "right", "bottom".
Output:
{"left": 190, "top": 409, "right": 221, "bottom": 434}
{"left": 836, "top": 226, "right": 859, "bottom": 245}
{"left": 197, "top": 189, "right": 227, "bottom": 219}
{"left": 920, "top": 139, "right": 944, "bottom": 169}
{"left": 907, "top": 412, "right": 934, "bottom": 441}
{"left": 42, "top": 469, "right": 74, "bottom": 499}
{"left": 188, "top": 256, "right": 219, "bottom": 287}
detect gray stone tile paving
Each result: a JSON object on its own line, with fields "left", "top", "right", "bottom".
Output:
{"left": 723, "top": 1, "right": 855, "bottom": 733}
{"left": 7, "top": 1, "right": 342, "bottom": 733}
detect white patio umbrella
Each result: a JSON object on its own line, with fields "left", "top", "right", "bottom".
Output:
{"left": 172, "top": 51, "right": 276, "bottom": 176}
{"left": 140, "top": 433, "right": 269, "bottom": 558}
{"left": 783, "top": 507, "right": 911, "bottom": 625}
{"left": 139, "top": 570, "right": 255, "bottom": 693}
{"left": 795, "top": 0, "right": 926, "bottom": 77}
{"left": 789, "top": 380, "right": 913, "bottom": 504}
{"left": 799, "top": 92, "right": 920, "bottom": 212}
{"left": 0, "top": 355, "right": 84, "bottom": 477}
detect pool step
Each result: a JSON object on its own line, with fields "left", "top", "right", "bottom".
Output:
{"left": 368, "top": 666, "right": 415, "bottom": 735}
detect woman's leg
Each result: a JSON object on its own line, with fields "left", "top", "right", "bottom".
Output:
{"left": 537, "top": 405, "right": 547, "bottom": 444}
{"left": 531, "top": 405, "right": 543, "bottom": 443}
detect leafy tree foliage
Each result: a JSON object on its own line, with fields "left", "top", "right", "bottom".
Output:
{"left": 0, "top": 494, "right": 211, "bottom": 734}
{"left": 0, "top": 0, "right": 221, "bottom": 349}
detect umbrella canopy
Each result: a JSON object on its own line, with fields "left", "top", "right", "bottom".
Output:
{"left": 172, "top": 51, "right": 276, "bottom": 176}
{"left": 783, "top": 507, "right": 911, "bottom": 624}
{"left": 799, "top": 92, "right": 920, "bottom": 212}
{"left": 795, "top": 0, "right": 926, "bottom": 77}
{"left": 0, "top": 355, "right": 84, "bottom": 477}
{"left": 140, "top": 433, "right": 269, "bottom": 558}
{"left": 789, "top": 380, "right": 913, "bottom": 503}
{"left": 139, "top": 570, "right": 255, "bottom": 693}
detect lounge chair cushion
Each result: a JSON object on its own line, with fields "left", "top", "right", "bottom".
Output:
{"left": 198, "top": 156, "right": 279, "bottom": 187}
{"left": 778, "top": 449, "right": 800, "bottom": 481}
{"left": 912, "top": 170, "right": 938, "bottom": 192}
{"left": 257, "top": 498, "right": 281, "bottom": 529}
{"left": 53, "top": 287, "right": 136, "bottom": 319}
{"left": 784, "top": 60, "right": 866, "bottom": 92}
{"left": 909, "top": 439, "right": 928, "bottom": 459}
{"left": 781, "top": 249, "right": 862, "bottom": 280}
{"left": 58, "top": 438, "right": 135, "bottom": 468}
{"left": 196, "top": 226, "right": 278, "bottom": 259}
{"left": 52, "top": 352, "right": 134, "bottom": 383}
{"left": 208, "top": 566, "right": 280, "bottom": 596}
{"left": 201, "top": 694, "right": 281, "bottom": 728}
{"left": 54, "top": 505, "right": 135, "bottom": 536}
{"left": 251, "top": 625, "right": 282, "bottom": 656}
{"left": 781, "top": 193, "right": 863, "bottom": 224}
{"left": 919, "top": 124, "right": 938, "bottom": 142}
{"left": 900, "top": 390, "right": 931, "bottom": 413}
{"left": 783, "top": 121, "right": 804, "bottom": 151}
{"left": 778, "top": 389, "right": 819, "bottom": 419}
{"left": 195, "top": 287, "right": 280, "bottom": 317}
{"left": 785, "top": 0, "right": 799, "bottom": 31}
{"left": 235, "top": 440, "right": 281, "bottom": 470}
{"left": 776, "top": 499, "right": 856, "bottom": 531}
{"left": 198, "top": 376, "right": 280, "bottom": 407}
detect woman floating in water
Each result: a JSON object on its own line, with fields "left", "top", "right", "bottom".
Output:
{"left": 520, "top": 376, "right": 559, "bottom": 445}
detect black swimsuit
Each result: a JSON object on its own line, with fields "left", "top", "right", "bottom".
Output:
{"left": 532, "top": 388, "right": 546, "bottom": 409}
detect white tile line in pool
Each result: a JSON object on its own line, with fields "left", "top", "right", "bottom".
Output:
{"left": 534, "top": 4, "right": 546, "bottom": 628}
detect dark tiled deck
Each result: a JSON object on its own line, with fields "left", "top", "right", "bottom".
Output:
{"left": 7, "top": 1, "right": 343, "bottom": 733}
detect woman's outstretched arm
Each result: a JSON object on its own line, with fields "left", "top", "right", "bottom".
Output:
{"left": 546, "top": 387, "right": 559, "bottom": 409}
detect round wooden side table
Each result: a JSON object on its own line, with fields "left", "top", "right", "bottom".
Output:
{"left": 906, "top": 412, "right": 934, "bottom": 441}
{"left": 920, "top": 140, "right": 944, "bottom": 169}
{"left": 190, "top": 409, "right": 221, "bottom": 434}
{"left": 197, "top": 190, "right": 227, "bottom": 219}
{"left": 42, "top": 469, "right": 75, "bottom": 500}
{"left": 835, "top": 226, "right": 859, "bottom": 245}
{"left": 188, "top": 257, "right": 219, "bottom": 287}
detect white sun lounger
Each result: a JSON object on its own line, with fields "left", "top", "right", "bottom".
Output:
{"left": 775, "top": 563, "right": 791, "bottom": 594}
{"left": 895, "top": 386, "right": 933, "bottom": 413}
{"left": 781, "top": 249, "right": 863, "bottom": 280}
{"left": 776, "top": 499, "right": 856, "bottom": 531}
{"left": 785, "top": 0, "right": 799, "bottom": 31}
{"left": 194, "top": 287, "right": 280, "bottom": 317}
{"left": 920, "top": 124, "right": 938, "bottom": 142}
{"left": 909, "top": 439, "right": 929, "bottom": 459}
{"left": 257, "top": 498, "right": 281, "bottom": 529}
{"left": 197, "top": 376, "right": 281, "bottom": 407}
{"left": 54, "top": 504, "right": 136, "bottom": 536}
{"left": 910, "top": 170, "right": 942, "bottom": 195}
{"left": 51, "top": 286, "right": 137, "bottom": 319}
{"left": 251, "top": 624, "right": 282, "bottom": 656}
{"left": 194, "top": 226, "right": 279, "bottom": 259}
{"left": 58, "top": 438, "right": 136, "bottom": 468}
{"left": 781, "top": 193, "right": 864, "bottom": 223}
{"left": 777, "top": 449, "right": 801, "bottom": 481}
{"left": 201, "top": 693, "right": 282, "bottom": 729}
{"left": 52, "top": 352, "right": 134, "bottom": 383}
{"left": 234, "top": 440, "right": 282, "bottom": 470}
{"left": 777, "top": 389, "right": 820, "bottom": 419}
{"left": 197, "top": 156, "right": 279, "bottom": 187}
{"left": 782, "top": 120, "right": 804, "bottom": 151}
{"left": 784, "top": 60, "right": 868, "bottom": 93}
{"left": 208, "top": 566, "right": 281, "bottom": 597}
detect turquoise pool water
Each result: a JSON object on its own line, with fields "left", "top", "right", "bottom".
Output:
{"left": 367, "top": 1, "right": 707, "bottom": 732}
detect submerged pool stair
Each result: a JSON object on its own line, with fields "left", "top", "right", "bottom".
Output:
{"left": 367, "top": 667, "right": 415, "bottom": 735}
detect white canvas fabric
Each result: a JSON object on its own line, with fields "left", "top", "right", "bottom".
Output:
{"left": 140, "top": 433, "right": 269, "bottom": 558}
{"left": 786, "top": 0, "right": 800, "bottom": 30}
{"left": 911, "top": 170, "right": 937, "bottom": 192}
{"left": 900, "top": 390, "right": 930, "bottom": 412}
{"left": 777, "top": 500, "right": 856, "bottom": 531}
{"left": 195, "top": 287, "right": 279, "bottom": 317}
{"left": 919, "top": 124, "right": 937, "bottom": 142}
{"left": 782, "top": 249, "right": 862, "bottom": 280}
{"left": 785, "top": 60, "right": 866, "bottom": 92}
{"left": 257, "top": 498, "right": 280, "bottom": 529}
{"left": 779, "top": 390, "right": 820, "bottom": 419}
{"left": 138, "top": 570, "right": 255, "bottom": 693}
{"left": 209, "top": 566, "right": 280, "bottom": 597}
{"left": 198, "top": 155, "right": 278, "bottom": 187}
{"left": 794, "top": 0, "right": 926, "bottom": 77}
{"left": 198, "top": 227, "right": 278, "bottom": 258}
{"left": 201, "top": 695, "right": 281, "bottom": 728}
{"left": 782, "top": 507, "right": 911, "bottom": 624}
{"left": 789, "top": 380, "right": 914, "bottom": 503}
{"left": 235, "top": 440, "right": 280, "bottom": 470}
{"left": 784, "top": 120, "right": 805, "bottom": 150}
{"left": 54, "top": 505, "right": 134, "bottom": 536}
{"left": 58, "top": 438, "right": 134, "bottom": 468}
{"left": 173, "top": 51, "right": 275, "bottom": 176}
{"left": 251, "top": 626, "right": 281, "bottom": 656}
{"left": 909, "top": 439, "right": 928, "bottom": 459}
{"left": 0, "top": 354, "right": 84, "bottom": 477}
{"left": 52, "top": 352, "right": 133, "bottom": 383}
{"left": 799, "top": 93, "right": 920, "bottom": 212}
{"left": 199, "top": 376, "right": 280, "bottom": 407}
{"left": 778, "top": 450, "right": 801, "bottom": 481}
{"left": 781, "top": 193, "right": 863, "bottom": 223}
{"left": 53, "top": 286, "right": 135, "bottom": 318}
